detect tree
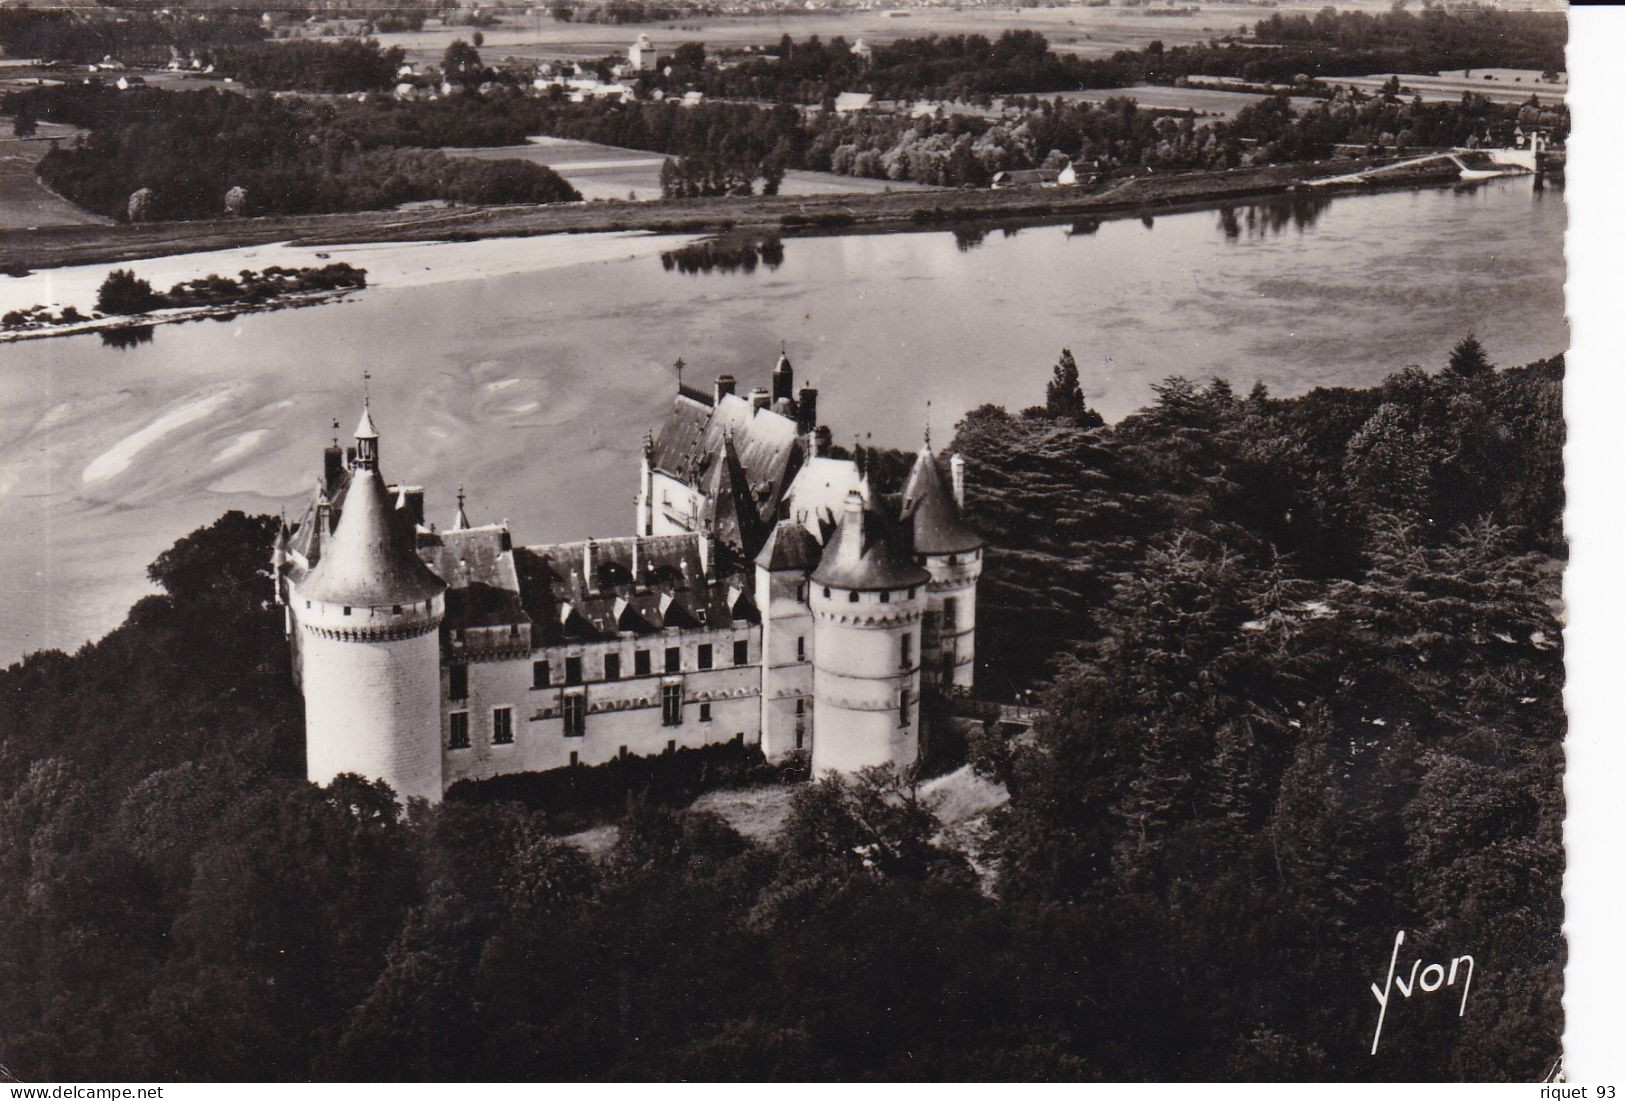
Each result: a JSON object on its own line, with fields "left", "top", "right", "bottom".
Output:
{"left": 1044, "top": 348, "right": 1104, "bottom": 427}
{"left": 672, "top": 41, "right": 705, "bottom": 69}
{"left": 1446, "top": 333, "right": 1493, "bottom": 378}
{"left": 126, "top": 186, "right": 154, "bottom": 222}
{"left": 12, "top": 105, "right": 37, "bottom": 138}
{"left": 224, "top": 185, "right": 248, "bottom": 216}
{"left": 549, "top": 0, "right": 575, "bottom": 20}
{"left": 441, "top": 40, "right": 483, "bottom": 88}
{"left": 96, "top": 269, "right": 161, "bottom": 315}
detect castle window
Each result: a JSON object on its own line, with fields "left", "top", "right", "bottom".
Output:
{"left": 562, "top": 694, "right": 585, "bottom": 737}
{"left": 665, "top": 646, "right": 680, "bottom": 673}
{"left": 901, "top": 632, "right": 912, "bottom": 669}
{"left": 661, "top": 683, "right": 683, "bottom": 726}
{"left": 848, "top": 591, "right": 859, "bottom": 603}
{"left": 635, "top": 649, "right": 651, "bottom": 676}
{"left": 569, "top": 750, "right": 579, "bottom": 767}
{"left": 797, "top": 583, "right": 807, "bottom": 602}
{"left": 898, "top": 687, "right": 911, "bottom": 728}
{"left": 699, "top": 702, "right": 712, "bottom": 722}
{"left": 909, "top": 587, "right": 917, "bottom": 600}
{"left": 795, "top": 698, "right": 805, "bottom": 716}
{"left": 666, "top": 739, "right": 676, "bottom": 754}
{"left": 797, "top": 636, "right": 806, "bottom": 661}
{"left": 449, "top": 665, "right": 468, "bottom": 701}
{"left": 943, "top": 597, "right": 958, "bottom": 630}
{"left": 698, "top": 643, "right": 713, "bottom": 670}
{"left": 492, "top": 707, "right": 514, "bottom": 745}
{"left": 733, "top": 639, "right": 748, "bottom": 665}
{"left": 448, "top": 712, "right": 470, "bottom": 750}
{"left": 795, "top": 726, "right": 805, "bottom": 751}
{"left": 565, "top": 655, "right": 583, "bottom": 685}
{"left": 392, "top": 604, "right": 402, "bottom": 615}
{"left": 880, "top": 590, "right": 890, "bottom": 604}
{"left": 532, "top": 661, "right": 550, "bottom": 689}
{"left": 343, "top": 606, "right": 352, "bottom": 616}
{"left": 603, "top": 652, "right": 621, "bottom": 681}
{"left": 823, "top": 587, "right": 830, "bottom": 599}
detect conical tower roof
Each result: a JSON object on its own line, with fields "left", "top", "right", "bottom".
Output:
{"left": 354, "top": 402, "right": 379, "bottom": 440}
{"left": 301, "top": 465, "right": 445, "bottom": 606}
{"left": 811, "top": 492, "right": 930, "bottom": 592}
{"left": 901, "top": 447, "right": 981, "bottom": 555}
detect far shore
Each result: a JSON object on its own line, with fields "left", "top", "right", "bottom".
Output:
{"left": 0, "top": 155, "right": 1466, "bottom": 276}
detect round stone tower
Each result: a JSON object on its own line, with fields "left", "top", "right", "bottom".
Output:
{"left": 901, "top": 443, "right": 984, "bottom": 692}
{"left": 289, "top": 403, "right": 448, "bottom": 802}
{"left": 809, "top": 492, "right": 932, "bottom": 776}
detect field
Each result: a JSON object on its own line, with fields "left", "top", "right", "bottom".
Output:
{"left": 373, "top": 3, "right": 1279, "bottom": 69}
{"left": 0, "top": 120, "right": 110, "bottom": 231}
{"left": 446, "top": 135, "right": 936, "bottom": 201}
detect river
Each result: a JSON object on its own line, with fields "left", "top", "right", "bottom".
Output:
{"left": 0, "top": 177, "right": 1566, "bottom": 662}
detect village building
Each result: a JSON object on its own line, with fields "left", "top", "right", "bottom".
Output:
{"left": 274, "top": 351, "right": 982, "bottom": 802}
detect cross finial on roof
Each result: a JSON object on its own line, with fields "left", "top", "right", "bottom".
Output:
{"left": 674, "top": 357, "right": 686, "bottom": 388}
{"left": 362, "top": 369, "right": 372, "bottom": 406}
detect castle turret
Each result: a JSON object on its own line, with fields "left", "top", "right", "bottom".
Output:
{"left": 808, "top": 492, "right": 930, "bottom": 776}
{"left": 901, "top": 444, "right": 983, "bottom": 691}
{"left": 290, "top": 403, "right": 448, "bottom": 802}
{"left": 755, "top": 519, "right": 821, "bottom": 761}
{"left": 772, "top": 349, "right": 794, "bottom": 403}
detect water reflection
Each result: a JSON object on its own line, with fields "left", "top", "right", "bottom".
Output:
{"left": 660, "top": 234, "right": 784, "bottom": 275}
{"left": 952, "top": 227, "right": 987, "bottom": 251}
{"left": 100, "top": 325, "right": 154, "bottom": 349}
{"left": 1218, "top": 193, "right": 1334, "bottom": 240}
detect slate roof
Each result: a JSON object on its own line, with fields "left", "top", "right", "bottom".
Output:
{"left": 649, "top": 390, "right": 804, "bottom": 518}
{"left": 510, "top": 534, "right": 757, "bottom": 646}
{"left": 300, "top": 467, "right": 446, "bottom": 606}
{"left": 810, "top": 494, "right": 931, "bottom": 592}
{"left": 901, "top": 448, "right": 982, "bottom": 555}
{"left": 755, "top": 518, "right": 823, "bottom": 572}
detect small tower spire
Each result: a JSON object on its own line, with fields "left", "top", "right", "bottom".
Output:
{"left": 674, "top": 357, "right": 686, "bottom": 391}
{"left": 924, "top": 399, "right": 932, "bottom": 451}
{"left": 451, "top": 485, "right": 470, "bottom": 532}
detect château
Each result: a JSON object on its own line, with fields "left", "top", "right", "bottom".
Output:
{"left": 272, "top": 351, "right": 982, "bottom": 802}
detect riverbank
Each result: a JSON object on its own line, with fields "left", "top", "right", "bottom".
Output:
{"left": 0, "top": 286, "right": 364, "bottom": 344}
{"left": 0, "top": 156, "right": 1453, "bottom": 274}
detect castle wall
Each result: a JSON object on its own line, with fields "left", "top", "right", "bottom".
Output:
{"left": 810, "top": 584, "right": 924, "bottom": 776}
{"left": 756, "top": 564, "right": 814, "bottom": 761}
{"left": 442, "top": 624, "right": 764, "bottom": 785}
{"left": 295, "top": 589, "right": 445, "bottom": 802}
{"left": 643, "top": 471, "right": 704, "bottom": 537}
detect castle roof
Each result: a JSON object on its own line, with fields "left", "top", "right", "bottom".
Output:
{"left": 901, "top": 447, "right": 982, "bottom": 555}
{"left": 300, "top": 466, "right": 446, "bottom": 606}
{"left": 755, "top": 518, "right": 822, "bottom": 572}
{"left": 708, "top": 434, "right": 769, "bottom": 559}
{"left": 810, "top": 493, "right": 930, "bottom": 592}
{"left": 649, "top": 389, "right": 803, "bottom": 513}
{"left": 509, "top": 534, "right": 755, "bottom": 645}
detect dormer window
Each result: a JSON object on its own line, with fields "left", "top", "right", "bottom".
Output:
{"left": 392, "top": 604, "right": 403, "bottom": 615}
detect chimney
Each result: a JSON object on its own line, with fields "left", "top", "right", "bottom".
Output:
{"left": 631, "top": 537, "right": 641, "bottom": 583}
{"left": 698, "top": 533, "right": 711, "bottom": 576}
{"left": 715, "top": 373, "right": 736, "bottom": 402}
{"left": 583, "top": 539, "right": 595, "bottom": 591}
{"left": 797, "top": 386, "right": 818, "bottom": 434}
{"left": 345, "top": 445, "right": 357, "bottom": 470}
{"left": 836, "top": 492, "right": 865, "bottom": 569}
{"left": 404, "top": 488, "right": 425, "bottom": 528}
{"left": 749, "top": 387, "right": 770, "bottom": 412}
{"left": 814, "top": 425, "right": 832, "bottom": 456}
{"left": 950, "top": 453, "right": 966, "bottom": 509}
{"left": 323, "top": 445, "right": 344, "bottom": 494}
